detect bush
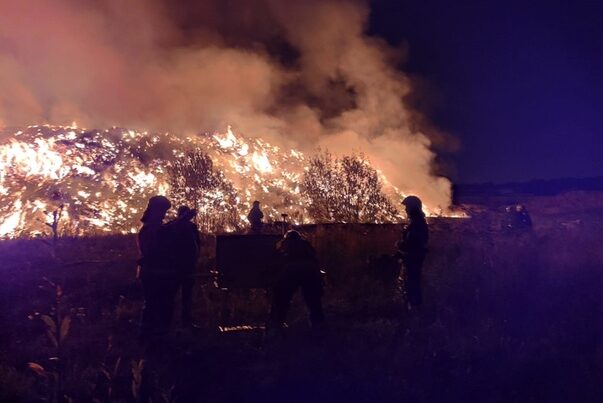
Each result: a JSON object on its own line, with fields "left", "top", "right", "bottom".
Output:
{"left": 302, "top": 152, "right": 398, "bottom": 223}
{"left": 168, "top": 150, "right": 239, "bottom": 233}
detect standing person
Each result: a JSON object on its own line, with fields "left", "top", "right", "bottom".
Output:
{"left": 247, "top": 200, "right": 264, "bottom": 234}
{"left": 396, "top": 195, "right": 429, "bottom": 309}
{"left": 171, "top": 206, "right": 201, "bottom": 328}
{"left": 137, "top": 196, "right": 179, "bottom": 341}
{"left": 269, "top": 230, "right": 324, "bottom": 331}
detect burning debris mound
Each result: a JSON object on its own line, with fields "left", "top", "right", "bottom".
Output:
{"left": 0, "top": 125, "right": 170, "bottom": 238}
{"left": 0, "top": 125, "right": 415, "bottom": 238}
{"left": 0, "top": 0, "right": 462, "bottom": 238}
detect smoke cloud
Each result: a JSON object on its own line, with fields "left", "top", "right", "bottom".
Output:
{"left": 0, "top": 0, "right": 452, "bottom": 210}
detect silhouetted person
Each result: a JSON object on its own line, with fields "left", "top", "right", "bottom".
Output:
{"left": 137, "top": 196, "right": 179, "bottom": 340}
{"left": 170, "top": 206, "right": 201, "bottom": 328}
{"left": 269, "top": 230, "right": 324, "bottom": 330}
{"left": 396, "top": 195, "right": 429, "bottom": 309}
{"left": 506, "top": 204, "right": 532, "bottom": 230}
{"left": 248, "top": 200, "right": 264, "bottom": 233}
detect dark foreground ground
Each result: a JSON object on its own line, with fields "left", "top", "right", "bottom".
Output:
{"left": 1, "top": 192, "right": 603, "bottom": 402}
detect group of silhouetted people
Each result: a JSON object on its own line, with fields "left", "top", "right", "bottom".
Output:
{"left": 137, "top": 196, "right": 201, "bottom": 340}
{"left": 137, "top": 195, "right": 428, "bottom": 340}
{"left": 505, "top": 203, "right": 533, "bottom": 231}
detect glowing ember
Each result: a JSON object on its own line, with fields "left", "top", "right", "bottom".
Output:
{"left": 0, "top": 138, "right": 66, "bottom": 180}
{"left": 0, "top": 200, "right": 22, "bottom": 237}
{"left": 251, "top": 151, "right": 273, "bottom": 173}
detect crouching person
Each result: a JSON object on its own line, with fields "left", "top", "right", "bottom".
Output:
{"left": 269, "top": 230, "right": 325, "bottom": 332}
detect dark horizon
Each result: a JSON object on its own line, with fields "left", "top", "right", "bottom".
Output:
{"left": 456, "top": 174, "right": 603, "bottom": 187}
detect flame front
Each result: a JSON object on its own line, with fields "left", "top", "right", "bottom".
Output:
{"left": 0, "top": 124, "right": 453, "bottom": 238}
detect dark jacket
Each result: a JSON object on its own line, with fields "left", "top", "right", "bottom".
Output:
{"left": 276, "top": 238, "right": 319, "bottom": 272}
{"left": 397, "top": 216, "right": 429, "bottom": 264}
{"left": 138, "top": 222, "right": 172, "bottom": 280}
{"left": 167, "top": 220, "right": 201, "bottom": 276}
{"left": 248, "top": 207, "right": 264, "bottom": 230}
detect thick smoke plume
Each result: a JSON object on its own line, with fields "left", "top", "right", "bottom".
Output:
{"left": 0, "top": 0, "right": 451, "bottom": 210}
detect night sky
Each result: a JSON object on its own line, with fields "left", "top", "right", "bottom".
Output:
{"left": 370, "top": 0, "right": 603, "bottom": 184}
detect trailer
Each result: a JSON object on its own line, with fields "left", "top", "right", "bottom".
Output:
{"left": 214, "top": 233, "right": 282, "bottom": 289}
{"left": 210, "top": 234, "right": 283, "bottom": 331}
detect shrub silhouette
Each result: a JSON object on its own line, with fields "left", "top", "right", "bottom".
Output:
{"left": 168, "top": 150, "right": 239, "bottom": 233}
{"left": 302, "top": 151, "right": 398, "bottom": 223}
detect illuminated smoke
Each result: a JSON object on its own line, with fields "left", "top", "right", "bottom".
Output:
{"left": 0, "top": 0, "right": 452, "bottom": 213}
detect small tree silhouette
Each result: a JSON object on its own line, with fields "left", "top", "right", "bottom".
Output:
{"left": 302, "top": 151, "right": 398, "bottom": 223}
{"left": 45, "top": 204, "right": 64, "bottom": 245}
{"left": 167, "top": 150, "right": 239, "bottom": 233}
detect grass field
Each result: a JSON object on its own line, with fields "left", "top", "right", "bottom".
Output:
{"left": 1, "top": 192, "right": 602, "bottom": 402}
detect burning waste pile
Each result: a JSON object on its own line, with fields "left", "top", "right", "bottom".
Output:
{"left": 0, "top": 0, "right": 462, "bottom": 239}
{"left": 0, "top": 124, "right": 431, "bottom": 238}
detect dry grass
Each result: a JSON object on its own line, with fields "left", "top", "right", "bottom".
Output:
{"left": 1, "top": 200, "right": 602, "bottom": 402}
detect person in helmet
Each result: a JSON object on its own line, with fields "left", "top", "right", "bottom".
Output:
{"left": 396, "top": 195, "right": 429, "bottom": 309}
{"left": 137, "top": 195, "right": 179, "bottom": 340}
{"left": 269, "top": 230, "right": 325, "bottom": 330}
